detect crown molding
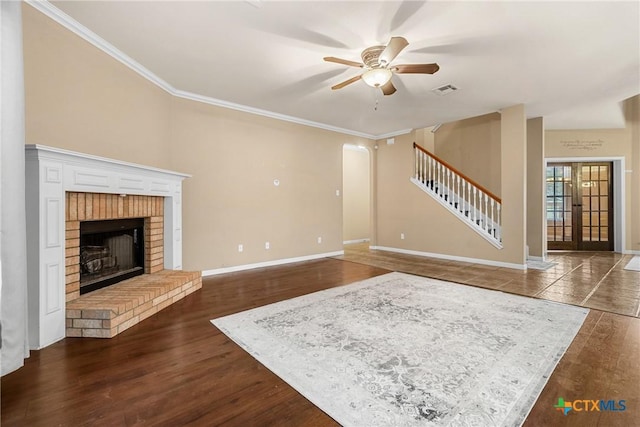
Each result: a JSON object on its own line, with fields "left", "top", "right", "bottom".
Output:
{"left": 172, "top": 90, "right": 375, "bottom": 139}
{"left": 25, "top": 0, "right": 409, "bottom": 141}
{"left": 375, "top": 128, "right": 414, "bottom": 140}
{"left": 25, "top": 0, "right": 174, "bottom": 94}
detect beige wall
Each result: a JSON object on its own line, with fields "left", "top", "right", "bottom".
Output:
{"left": 527, "top": 117, "right": 545, "bottom": 258}
{"left": 433, "top": 113, "right": 502, "bottom": 197}
{"left": 22, "top": 5, "right": 172, "bottom": 169}
{"left": 545, "top": 95, "right": 639, "bottom": 253}
{"left": 22, "top": 4, "right": 374, "bottom": 272}
{"left": 169, "top": 98, "right": 372, "bottom": 270}
{"left": 23, "top": 2, "right": 639, "bottom": 273}
{"left": 343, "top": 146, "right": 370, "bottom": 242}
{"left": 374, "top": 107, "right": 527, "bottom": 267}
{"left": 500, "top": 104, "right": 527, "bottom": 265}
{"left": 374, "top": 129, "right": 522, "bottom": 266}
{"left": 413, "top": 127, "right": 435, "bottom": 152}
{"left": 373, "top": 111, "right": 527, "bottom": 267}
{"left": 546, "top": 129, "right": 631, "bottom": 159}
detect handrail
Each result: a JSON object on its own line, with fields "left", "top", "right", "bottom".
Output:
{"left": 413, "top": 143, "right": 502, "bottom": 203}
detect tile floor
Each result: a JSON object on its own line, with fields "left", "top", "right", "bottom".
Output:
{"left": 336, "top": 244, "right": 640, "bottom": 318}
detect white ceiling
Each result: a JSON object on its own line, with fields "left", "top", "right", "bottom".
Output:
{"left": 43, "top": 1, "right": 640, "bottom": 138}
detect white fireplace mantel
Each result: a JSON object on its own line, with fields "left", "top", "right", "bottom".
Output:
{"left": 25, "top": 145, "right": 191, "bottom": 349}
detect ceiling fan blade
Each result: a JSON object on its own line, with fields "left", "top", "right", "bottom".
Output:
{"left": 380, "top": 80, "right": 397, "bottom": 96}
{"left": 393, "top": 63, "right": 440, "bottom": 74}
{"left": 331, "top": 74, "right": 362, "bottom": 90}
{"left": 378, "top": 36, "right": 409, "bottom": 66}
{"left": 324, "top": 57, "right": 364, "bottom": 68}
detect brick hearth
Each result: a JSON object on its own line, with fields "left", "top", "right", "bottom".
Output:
{"left": 66, "top": 270, "right": 202, "bottom": 338}
{"left": 65, "top": 191, "right": 200, "bottom": 338}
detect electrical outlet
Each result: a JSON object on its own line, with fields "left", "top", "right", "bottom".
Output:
{"left": 400, "top": 233, "right": 405, "bottom": 240}
{"left": 265, "top": 241, "right": 270, "bottom": 250}
{"left": 336, "top": 190, "right": 340, "bottom": 196}
{"left": 317, "top": 237, "right": 322, "bottom": 244}
{"left": 238, "top": 244, "right": 243, "bottom": 252}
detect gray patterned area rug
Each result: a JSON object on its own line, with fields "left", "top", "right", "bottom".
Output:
{"left": 211, "top": 272, "right": 588, "bottom": 426}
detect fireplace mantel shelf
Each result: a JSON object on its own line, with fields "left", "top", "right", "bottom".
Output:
{"left": 25, "top": 145, "right": 190, "bottom": 350}
{"left": 26, "top": 144, "right": 191, "bottom": 179}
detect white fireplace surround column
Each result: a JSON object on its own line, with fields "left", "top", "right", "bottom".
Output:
{"left": 25, "top": 145, "right": 191, "bottom": 349}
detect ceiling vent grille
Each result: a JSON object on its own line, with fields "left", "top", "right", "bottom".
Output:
{"left": 432, "top": 84, "right": 459, "bottom": 95}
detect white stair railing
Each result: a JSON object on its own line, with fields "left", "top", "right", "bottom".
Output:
{"left": 412, "top": 143, "right": 502, "bottom": 248}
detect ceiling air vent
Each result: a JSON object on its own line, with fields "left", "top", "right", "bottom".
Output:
{"left": 432, "top": 84, "right": 459, "bottom": 96}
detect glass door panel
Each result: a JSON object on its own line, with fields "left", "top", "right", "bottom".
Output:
{"left": 579, "top": 163, "right": 612, "bottom": 250}
{"left": 546, "top": 162, "right": 613, "bottom": 251}
{"left": 546, "top": 164, "right": 574, "bottom": 249}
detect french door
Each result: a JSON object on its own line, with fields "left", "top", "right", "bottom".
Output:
{"left": 546, "top": 162, "right": 613, "bottom": 251}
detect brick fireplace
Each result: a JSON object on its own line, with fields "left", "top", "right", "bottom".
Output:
{"left": 64, "top": 192, "right": 165, "bottom": 302}
{"left": 26, "top": 145, "right": 196, "bottom": 349}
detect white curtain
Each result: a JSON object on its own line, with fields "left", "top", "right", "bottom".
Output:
{"left": 1, "top": 0, "right": 29, "bottom": 376}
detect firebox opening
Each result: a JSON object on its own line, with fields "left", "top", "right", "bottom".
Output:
{"left": 80, "top": 218, "right": 145, "bottom": 295}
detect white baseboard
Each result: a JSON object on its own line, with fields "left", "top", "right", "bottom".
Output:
{"left": 343, "top": 239, "right": 370, "bottom": 245}
{"left": 202, "top": 251, "right": 345, "bottom": 276}
{"left": 623, "top": 250, "right": 640, "bottom": 255}
{"left": 526, "top": 255, "right": 545, "bottom": 262}
{"left": 370, "top": 246, "right": 527, "bottom": 270}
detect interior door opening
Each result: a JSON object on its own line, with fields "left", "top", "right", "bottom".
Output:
{"left": 546, "top": 162, "right": 613, "bottom": 251}
{"left": 343, "top": 145, "right": 371, "bottom": 245}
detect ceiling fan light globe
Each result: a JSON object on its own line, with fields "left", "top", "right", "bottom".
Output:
{"left": 362, "top": 68, "right": 392, "bottom": 88}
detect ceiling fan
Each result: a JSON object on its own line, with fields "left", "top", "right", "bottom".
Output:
{"left": 324, "top": 36, "right": 439, "bottom": 96}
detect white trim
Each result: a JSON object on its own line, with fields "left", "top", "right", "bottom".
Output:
{"left": 623, "top": 250, "right": 640, "bottom": 255}
{"left": 343, "top": 144, "right": 369, "bottom": 152}
{"left": 343, "top": 239, "right": 370, "bottom": 244}
{"left": 25, "top": 145, "right": 188, "bottom": 349}
{"left": 202, "top": 251, "right": 344, "bottom": 276}
{"left": 24, "top": 0, "right": 174, "bottom": 94}
{"left": 613, "top": 159, "right": 625, "bottom": 253}
{"left": 546, "top": 156, "right": 627, "bottom": 163}
{"left": 25, "top": 1, "right": 408, "bottom": 141}
{"left": 375, "top": 129, "right": 414, "bottom": 140}
{"left": 173, "top": 90, "right": 374, "bottom": 140}
{"left": 370, "top": 246, "right": 527, "bottom": 270}
{"left": 410, "top": 178, "right": 503, "bottom": 249}
{"left": 25, "top": 144, "right": 191, "bottom": 179}
{"left": 526, "top": 255, "right": 545, "bottom": 262}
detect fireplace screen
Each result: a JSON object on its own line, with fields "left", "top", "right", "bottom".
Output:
{"left": 80, "top": 218, "right": 145, "bottom": 294}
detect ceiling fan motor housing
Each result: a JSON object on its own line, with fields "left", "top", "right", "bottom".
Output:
{"left": 361, "top": 46, "right": 386, "bottom": 68}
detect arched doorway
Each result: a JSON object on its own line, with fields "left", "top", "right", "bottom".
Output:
{"left": 343, "top": 145, "right": 370, "bottom": 244}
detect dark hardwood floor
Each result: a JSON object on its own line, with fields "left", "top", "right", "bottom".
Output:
{"left": 2, "top": 249, "right": 639, "bottom": 426}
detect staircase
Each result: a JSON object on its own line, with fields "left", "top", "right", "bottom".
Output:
{"left": 412, "top": 143, "right": 502, "bottom": 248}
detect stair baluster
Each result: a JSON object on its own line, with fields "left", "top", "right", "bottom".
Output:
{"left": 411, "top": 143, "right": 502, "bottom": 247}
